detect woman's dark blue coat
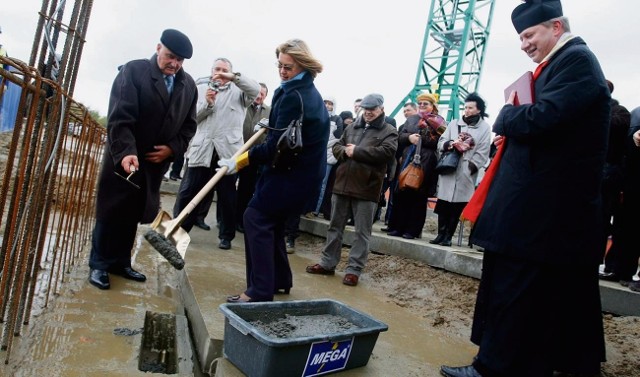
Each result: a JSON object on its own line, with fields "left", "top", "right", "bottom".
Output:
{"left": 248, "top": 73, "right": 329, "bottom": 216}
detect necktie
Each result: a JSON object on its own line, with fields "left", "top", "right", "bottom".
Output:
{"left": 164, "top": 75, "right": 174, "bottom": 95}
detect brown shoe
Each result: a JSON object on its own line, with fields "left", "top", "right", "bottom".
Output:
{"left": 305, "top": 264, "right": 335, "bottom": 275}
{"left": 343, "top": 273, "right": 359, "bottom": 286}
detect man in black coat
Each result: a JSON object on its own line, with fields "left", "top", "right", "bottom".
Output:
{"left": 441, "top": 1, "right": 609, "bottom": 376}
{"left": 88, "top": 29, "right": 198, "bottom": 290}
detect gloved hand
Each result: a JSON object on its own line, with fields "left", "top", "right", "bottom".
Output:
{"left": 468, "top": 161, "right": 478, "bottom": 175}
{"left": 254, "top": 118, "right": 269, "bottom": 133}
{"left": 217, "top": 151, "right": 250, "bottom": 175}
{"left": 217, "top": 158, "right": 238, "bottom": 175}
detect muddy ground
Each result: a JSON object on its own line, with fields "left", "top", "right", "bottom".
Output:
{"left": 295, "top": 234, "right": 640, "bottom": 377}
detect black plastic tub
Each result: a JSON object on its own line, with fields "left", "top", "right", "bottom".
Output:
{"left": 219, "top": 299, "right": 389, "bottom": 377}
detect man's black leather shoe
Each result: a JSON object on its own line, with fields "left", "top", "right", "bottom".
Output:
{"left": 219, "top": 239, "right": 231, "bottom": 250}
{"left": 440, "top": 365, "right": 483, "bottom": 377}
{"left": 108, "top": 267, "right": 146, "bottom": 282}
{"left": 89, "top": 269, "right": 110, "bottom": 290}
{"left": 194, "top": 219, "right": 211, "bottom": 231}
{"left": 598, "top": 271, "right": 620, "bottom": 282}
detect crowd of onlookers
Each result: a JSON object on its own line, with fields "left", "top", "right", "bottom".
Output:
{"left": 597, "top": 81, "right": 640, "bottom": 293}
{"left": 166, "top": 77, "right": 640, "bottom": 294}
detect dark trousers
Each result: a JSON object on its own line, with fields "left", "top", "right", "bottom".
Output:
{"left": 89, "top": 219, "right": 138, "bottom": 270}
{"left": 236, "top": 165, "right": 260, "bottom": 228}
{"left": 243, "top": 207, "right": 292, "bottom": 301}
{"left": 385, "top": 178, "right": 398, "bottom": 224}
{"left": 174, "top": 164, "right": 237, "bottom": 241}
{"left": 170, "top": 155, "right": 184, "bottom": 178}
{"left": 285, "top": 213, "right": 301, "bottom": 239}
{"left": 471, "top": 252, "right": 605, "bottom": 377}
{"left": 434, "top": 199, "right": 467, "bottom": 239}
{"left": 387, "top": 187, "right": 429, "bottom": 237}
{"left": 606, "top": 195, "right": 640, "bottom": 280}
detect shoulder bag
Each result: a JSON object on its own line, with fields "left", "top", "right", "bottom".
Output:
{"left": 435, "top": 124, "right": 462, "bottom": 175}
{"left": 398, "top": 143, "right": 424, "bottom": 191}
{"left": 271, "top": 90, "right": 304, "bottom": 170}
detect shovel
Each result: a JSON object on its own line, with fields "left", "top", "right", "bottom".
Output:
{"left": 144, "top": 127, "right": 267, "bottom": 269}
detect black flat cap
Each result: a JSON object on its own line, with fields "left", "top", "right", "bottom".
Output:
{"left": 160, "top": 29, "right": 193, "bottom": 59}
{"left": 511, "top": 0, "right": 563, "bottom": 34}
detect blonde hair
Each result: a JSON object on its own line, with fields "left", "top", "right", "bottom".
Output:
{"left": 275, "top": 39, "right": 323, "bottom": 78}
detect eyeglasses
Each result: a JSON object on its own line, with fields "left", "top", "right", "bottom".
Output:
{"left": 276, "top": 62, "right": 295, "bottom": 71}
{"left": 418, "top": 102, "right": 433, "bottom": 107}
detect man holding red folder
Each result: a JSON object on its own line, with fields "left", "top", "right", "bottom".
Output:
{"left": 441, "top": 1, "right": 610, "bottom": 376}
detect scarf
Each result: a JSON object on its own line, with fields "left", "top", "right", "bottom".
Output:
{"left": 459, "top": 35, "right": 571, "bottom": 225}
{"left": 462, "top": 114, "right": 480, "bottom": 126}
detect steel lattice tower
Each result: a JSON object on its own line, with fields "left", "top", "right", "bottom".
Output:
{"left": 390, "top": 0, "right": 496, "bottom": 121}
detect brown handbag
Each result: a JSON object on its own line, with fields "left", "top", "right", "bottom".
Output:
{"left": 398, "top": 139, "right": 425, "bottom": 191}
{"left": 398, "top": 154, "right": 424, "bottom": 191}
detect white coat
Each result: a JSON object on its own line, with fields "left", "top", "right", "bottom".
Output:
{"left": 186, "top": 76, "right": 260, "bottom": 166}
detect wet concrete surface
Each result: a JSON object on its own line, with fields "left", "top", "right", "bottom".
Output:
{"left": 4, "top": 180, "right": 636, "bottom": 376}
{"left": 0, "top": 189, "right": 477, "bottom": 376}
{"left": 0, "top": 233, "right": 189, "bottom": 376}
{"left": 171, "top": 193, "right": 478, "bottom": 376}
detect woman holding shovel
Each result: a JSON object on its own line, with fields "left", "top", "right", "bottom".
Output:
{"left": 217, "top": 39, "right": 329, "bottom": 303}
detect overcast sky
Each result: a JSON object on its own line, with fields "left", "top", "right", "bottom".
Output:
{"left": 4, "top": 0, "right": 639, "bottom": 124}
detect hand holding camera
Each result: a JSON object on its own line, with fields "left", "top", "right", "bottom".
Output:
{"left": 208, "top": 79, "right": 221, "bottom": 92}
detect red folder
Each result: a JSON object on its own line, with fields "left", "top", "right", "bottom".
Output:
{"left": 504, "top": 71, "right": 533, "bottom": 105}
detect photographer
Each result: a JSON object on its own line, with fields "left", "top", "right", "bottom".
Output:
{"left": 173, "top": 57, "right": 259, "bottom": 250}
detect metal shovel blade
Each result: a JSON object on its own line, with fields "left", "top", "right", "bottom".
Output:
{"left": 149, "top": 210, "right": 190, "bottom": 261}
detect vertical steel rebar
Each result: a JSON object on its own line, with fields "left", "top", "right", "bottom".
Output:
{"left": 0, "top": 0, "right": 101, "bottom": 359}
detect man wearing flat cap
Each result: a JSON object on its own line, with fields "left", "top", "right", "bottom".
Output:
{"left": 306, "top": 93, "right": 397, "bottom": 287}
{"left": 440, "top": 1, "right": 609, "bottom": 376}
{"left": 88, "top": 29, "right": 198, "bottom": 290}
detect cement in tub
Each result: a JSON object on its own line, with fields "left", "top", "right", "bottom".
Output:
{"left": 219, "top": 298, "right": 389, "bottom": 377}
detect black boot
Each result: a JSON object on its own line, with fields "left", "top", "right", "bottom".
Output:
{"left": 429, "top": 215, "right": 447, "bottom": 244}
{"left": 440, "top": 235, "right": 453, "bottom": 247}
{"left": 441, "top": 216, "right": 460, "bottom": 247}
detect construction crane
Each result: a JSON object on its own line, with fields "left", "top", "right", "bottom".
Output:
{"left": 390, "top": 0, "right": 496, "bottom": 121}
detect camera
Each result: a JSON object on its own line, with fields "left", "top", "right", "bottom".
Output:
{"left": 208, "top": 80, "right": 221, "bottom": 92}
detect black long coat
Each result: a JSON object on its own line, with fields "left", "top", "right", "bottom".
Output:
{"left": 95, "top": 54, "right": 197, "bottom": 224}
{"left": 471, "top": 37, "right": 611, "bottom": 266}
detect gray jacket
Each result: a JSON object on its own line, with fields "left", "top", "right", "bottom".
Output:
{"left": 436, "top": 117, "right": 491, "bottom": 203}
{"left": 186, "top": 75, "right": 260, "bottom": 166}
